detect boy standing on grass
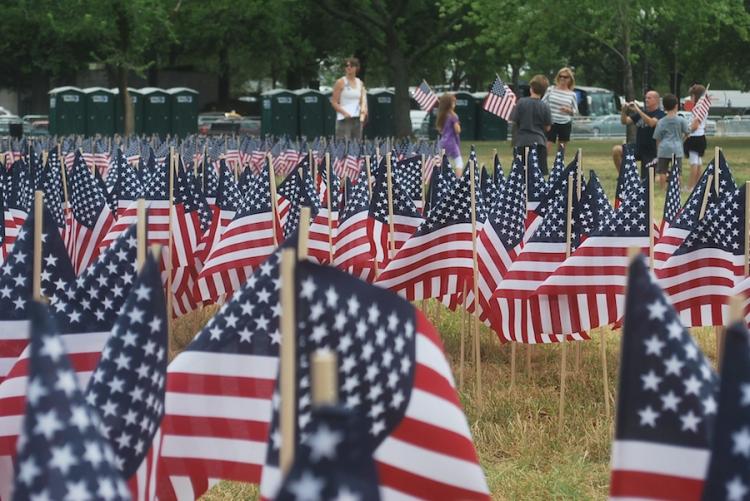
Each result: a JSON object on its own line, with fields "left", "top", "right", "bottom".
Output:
{"left": 653, "top": 93, "right": 690, "bottom": 189}
{"left": 510, "top": 75, "right": 552, "bottom": 174}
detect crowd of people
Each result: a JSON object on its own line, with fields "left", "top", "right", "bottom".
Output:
{"left": 330, "top": 57, "right": 709, "bottom": 187}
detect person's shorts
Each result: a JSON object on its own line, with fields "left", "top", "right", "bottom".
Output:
{"left": 636, "top": 150, "right": 657, "bottom": 178}
{"left": 545, "top": 122, "right": 572, "bottom": 143}
{"left": 683, "top": 135, "right": 706, "bottom": 157}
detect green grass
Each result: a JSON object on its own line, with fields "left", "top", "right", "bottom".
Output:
{"left": 173, "top": 138, "right": 750, "bottom": 500}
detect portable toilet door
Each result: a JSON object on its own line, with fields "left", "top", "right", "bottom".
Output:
{"left": 112, "top": 88, "right": 143, "bottom": 135}
{"left": 83, "top": 87, "right": 116, "bottom": 136}
{"left": 454, "top": 91, "right": 477, "bottom": 141}
{"left": 364, "top": 88, "right": 395, "bottom": 139}
{"left": 48, "top": 86, "right": 86, "bottom": 136}
{"left": 261, "top": 89, "right": 298, "bottom": 138}
{"left": 473, "top": 91, "right": 508, "bottom": 141}
{"left": 167, "top": 87, "right": 199, "bottom": 138}
{"left": 141, "top": 87, "right": 171, "bottom": 137}
{"left": 294, "top": 89, "right": 325, "bottom": 139}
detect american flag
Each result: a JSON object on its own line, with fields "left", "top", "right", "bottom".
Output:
{"left": 41, "top": 148, "right": 67, "bottom": 232}
{"left": 394, "top": 155, "right": 424, "bottom": 212}
{"left": 493, "top": 159, "right": 587, "bottom": 343}
{"left": 276, "top": 169, "right": 305, "bottom": 238}
{"left": 691, "top": 90, "right": 712, "bottom": 125}
{"left": 412, "top": 80, "right": 439, "bottom": 112}
{"left": 533, "top": 177, "right": 651, "bottom": 336}
{"left": 466, "top": 156, "right": 527, "bottom": 333}
{"left": 273, "top": 406, "right": 380, "bottom": 501}
{"left": 368, "top": 167, "right": 423, "bottom": 265}
{"left": 653, "top": 165, "right": 720, "bottom": 269}
{"left": 0, "top": 224, "right": 140, "bottom": 496}
{"left": 0, "top": 173, "right": 7, "bottom": 264}
{"left": 570, "top": 170, "right": 614, "bottom": 252}
{"left": 610, "top": 255, "right": 718, "bottom": 500}
{"left": 660, "top": 156, "right": 683, "bottom": 235}
{"left": 307, "top": 165, "right": 339, "bottom": 264}
{"left": 85, "top": 252, "right": 167, "bottom": 499}
{"left": 225, "top": 136, "right": 241, "bottom": 167}
{"left": 375, "top": 162, "right": 485, "bottom": 303}
{"left": 3, "top": 159, "right": 32, "bottom": 255}
{"left": 482, "top": 75, "right": 517, "bottom": 121}
{"left": 124, "top": 139, "right": 142, "bottom": 165}
{"left": 156, "top": 243, "right": 293, "bottom": 499}
{"left": 0, "top": 208, "right": 75, "bottom": 386}
{"left": 66, "top": 151, "right": 116, "bottom": 274}
{"left": 238, "top": 165, "right": 256, "bottom": 196}
{"left": 258, "top": 260, "right": 490, "bottom": 499}
{"left": 493, "top": 150, "right": 504, "bottom": 186}
{"left": 343, "top": 141, "right": 361, "bottom": 181}
{"left": 423, "top": 155, "right": 456, "bottom": 218}
{"left": 334, "top": 167, "right": 373, "bottom": 271}
{"left": 104, "top": 148, "right": 144, "bottom": 221}
{"left": 615, "top": 144, "right": 639, "bottom": 207}
{"left": 701, "top": 319, "right": 750, "bottom": 500}
{"left": 480, "top": 165, "right": 501, "bottom": 211}
{"left": 657, "top": 187, "right": 745, "bottom": 328}
{"left": 195, "top": 162, "right": 278, "bottom": 302}
{"left": 199, "top": 157, "right": 219, "bottom": 210}
{"left": 11, "top": 301, "right": 130, "bottom": 501}
{"left": 547, "top": 146, "right": 566, "bottom": 189}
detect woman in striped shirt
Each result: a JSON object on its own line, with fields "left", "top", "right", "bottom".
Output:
{"left": 543, "top": 67, "right": 578, "bottom": 158}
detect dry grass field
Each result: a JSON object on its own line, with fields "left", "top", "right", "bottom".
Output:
{"left": 171, "top": 137, "right": 750, "bottom": 500}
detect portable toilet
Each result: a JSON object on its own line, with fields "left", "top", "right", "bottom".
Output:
{"left": 141, "top": 87, "right": 171, "bottom": 137}
{"left": 454, "top": 91, "right": 477, "bottom": 141}
{"left": 83, "top": 87, "right": 115, "bottom": 136}
{"left": 295, "top": 89, "right": 325, "bottom": 139}
{"left": 112, "top": 87, "right": 143, "bottom": 135}
{"left": 473, "top": 91, "right": 508, "bottom": 141}
{"left": 261, "top": 89, "right": 298, "bottom": 137}
{"left": 167, "top": 87, "right": 199, "bottom": 137}
{"left": 364, "top": 88, "right": 394, "bottom": 139}
{"left": 48, "top": 86, "right": 86, "bottom": 136}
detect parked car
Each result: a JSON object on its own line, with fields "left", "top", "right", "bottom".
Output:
{"left": 588, "top": 114, "right": 626, "bottom": 137}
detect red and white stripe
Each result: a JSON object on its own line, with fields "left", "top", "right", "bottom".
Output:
{"left": 610, "top": 440, "right": 709, "bottom": 500}
{"left": 375, "top": 224, "right": 476, "bottom": 303}
{"left": 368, "top": 213, "right": 422, "bottom": 265}
{"left": 657, "top": 247, "right": 743, "bottom": 327}
{"left": 533, "top": 236, "right": 650, "bottom": 336}
{"left": 155, "top": 349, "right": 278, "bottom": 500}
{"left": 195, "top": 211, "right": 277, "bottom": 302}
{"left": 334, "top": 210, "right": 372, "bottom": 269}
{"left": 66, "top": 206, "right": 115, "bottom": 275}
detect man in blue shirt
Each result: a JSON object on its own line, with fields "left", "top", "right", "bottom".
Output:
{"left": 611, "top": 90, "right": 666, "bottom": 177}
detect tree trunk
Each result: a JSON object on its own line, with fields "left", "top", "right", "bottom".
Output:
{"left": 218, "top": 46, "right": 230, "bottom": 105}
{"left": 387, "top": 48, "right": 412, "bottom": 138}
{"left": 511, "top": 64, "right": 521, "bottom": 90}
{"left": 118, "top": 66, "right": 134, "bottom": 135}
{"left": 619, "top": 0, "right": 637, "bottom": 143}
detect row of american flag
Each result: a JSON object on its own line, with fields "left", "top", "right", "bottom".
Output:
{"left": 1, "top": 135, "right": 444, "bottom": 186}
{"left": 2, "top": 139, "right": 748, "bottom": 344}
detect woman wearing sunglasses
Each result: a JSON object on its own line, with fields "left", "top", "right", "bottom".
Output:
{"left": 542, "top": 67, "right": 579, "bottom": 158}
{"left": 331, "top": 57, "right": 368, "bottom": 140}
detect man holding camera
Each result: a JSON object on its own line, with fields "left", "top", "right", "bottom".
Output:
{"left": 611, "top": 90, "right": 665, "bottom": 177}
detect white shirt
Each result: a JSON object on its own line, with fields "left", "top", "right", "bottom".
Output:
{"left": 337, "top": 77, "right": 362, "bottom": 120}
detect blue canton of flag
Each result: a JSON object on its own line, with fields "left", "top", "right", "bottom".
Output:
{"left": 663, "top": 158, "right": 683, "bottom": 227}
{"left": 701, "top": 320, "right": 750, "bottom": 500}
{"left": 274, "top": 406, "right": 380, "bottom": 501}
{"left": 42, "top": 148, "right": 67, "bottom": 230}
{"left": 85, "top": 253, "right": 167, "bottom": 478}
{"left": 12, "top": 302, "right": 130, "bottom": 501}
{"left": 610, "top": 255, "right": 718, "bottom": 500}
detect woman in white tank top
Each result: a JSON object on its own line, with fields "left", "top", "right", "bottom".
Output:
{"left": 331, "top": 57, "right": 368, "bottom": 140}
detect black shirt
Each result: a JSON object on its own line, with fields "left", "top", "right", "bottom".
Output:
{"left": 630, "top": 108, "right": 666, "bottom": 161}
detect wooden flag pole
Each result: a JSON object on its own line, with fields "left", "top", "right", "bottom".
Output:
{"left": 714, "top": 147, "right": 720, "bottom": 195}
{"left": 33, "top": 191, "right": 44, "bottom": 301}
{"left": 267, "top": 155, "right": 280, "bottom": 247}
{"left": 558, "top": 173, "right": 574, "bottom": 434}
{"left": 298, "top": 206, "right": 311, "bottom": 261}
{"left": 575, "top": 149, "right": 583, "bottom": 371}
{"left": 166, "top": 149, "right": 175, "bottom": 336}
{"left": 648, "top": 166, "right": 655, "bottom": 271}
{"left": 136, "top": 198, "right": 147, "bottom": 272}
{"left": 279, "top": 248, "right": 297, "bottom": 475}
{"left": 325, "top": 153, "right": 334, "bottom": 262}
{"left": 365, "top": 156, "right": 379, "bottom": 278}
{"left": 459, "top": 281, "right": 468, "bottom": 391}
{"left": 699, "top": 174, "right": 714, "bottom": 220}
{"left": 385, "top": 152, "right": 397, "bottom": 260}
{"left": 469, "top": 160, "right": 482, "bottom": 399}
{"left": 311, "top": 350, "right": 338, "bottom": 406}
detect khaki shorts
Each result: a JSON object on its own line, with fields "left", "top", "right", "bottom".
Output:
{"left": 335, "top": 117, "right": 362, "bottom": 140}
